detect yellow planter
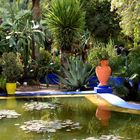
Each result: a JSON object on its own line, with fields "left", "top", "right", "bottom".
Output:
{"left": 6, "top": 83, "right": 16, "bottom": 95}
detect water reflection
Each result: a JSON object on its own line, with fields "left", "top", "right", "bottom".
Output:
{"left": 0, "top": 97, "right": 139, "bottom": 140}
{"left": 6, "top": 97, "right": 17, "bottom": 109}
{"left": 95, "top": 105, "right": 111, "bottom": 127}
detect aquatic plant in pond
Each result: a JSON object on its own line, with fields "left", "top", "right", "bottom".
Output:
{"left": 0, "top": 98, "right": 140, "bottom": 140}
{"left": 23, "top": 102, "right": 58, "bottom": 111}
{"left": 20, "top": 119, "right": 82, "bottom": 133}
{"left": 83, "top": 135, "right": 124, "bottom": 140}
{"left": 0, "top": 110, "right": 20, "bottom": 119}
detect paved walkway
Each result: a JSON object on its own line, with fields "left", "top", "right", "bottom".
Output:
{"left": 16, "top": 84, "right": 66, "bottom": 93}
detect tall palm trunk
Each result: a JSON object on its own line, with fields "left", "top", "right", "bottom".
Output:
{"left": 60, "top": 49, "right": 70, "bottom": 67}
{"left": 32, "top": 0, "right": 41, "bottom": 21}
{"left": 31, "top": 0, "right": 41, "bottom": 60}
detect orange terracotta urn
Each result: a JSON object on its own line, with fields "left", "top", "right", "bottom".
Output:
{"left": 95, "top": 60, "right": 111, "bottom": 86}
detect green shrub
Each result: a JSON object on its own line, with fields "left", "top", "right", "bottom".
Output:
{"left": 106, "top": 39, "right": 126, "bottom": 77}
{"left": 0, "top": 75, "right": 6, "bottom": 93}
{"left": 36, "top": 49, "right": 61, "bottom": 80}
{"left": 1, "top": 52, "right": 24, "bottom": 83}
{"left": 128, "top": 47, "right": 140, "bottom": 76}
{"left": 88, "top": 41, "right": 106, "bottom": 67}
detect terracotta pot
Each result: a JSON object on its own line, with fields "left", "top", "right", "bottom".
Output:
{"left": 95, "top": 60, "right": 111, "bottom": 86}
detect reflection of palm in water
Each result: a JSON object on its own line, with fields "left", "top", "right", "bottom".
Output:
{"left": 95, "top": 105, "right": 111, "bottom": 127}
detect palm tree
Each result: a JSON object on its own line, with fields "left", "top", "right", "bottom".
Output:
{"left": 47, "top": 0, "right": 85, "bottom": 65}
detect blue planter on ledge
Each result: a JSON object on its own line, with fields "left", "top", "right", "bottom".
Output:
{"left": 94, "top": 85, "right": 113, "bottom": 93}
{"left": 45, "top": 73, "right": 59, "bottom": 85}
{"left": 40, "top": 73, "right": 59, "bottom": 85}
{"left": 109, "top": 77, "right": 124, "bottom": 87}
{"left": 87, "top": 76, "right": 98, "bottom": 89}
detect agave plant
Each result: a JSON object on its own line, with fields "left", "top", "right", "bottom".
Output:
{"left": 59, "top": 58, "right": 94, "bottom": 91}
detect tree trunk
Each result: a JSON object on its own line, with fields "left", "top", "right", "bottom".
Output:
{"left": 60, "top": 49, "right": 71, "bottom": 68}
{"left": 32, "top": 0, "right": 41, "bottom": 21}
{"left": 31, "top": 0, "right": 41, "bottom": 60}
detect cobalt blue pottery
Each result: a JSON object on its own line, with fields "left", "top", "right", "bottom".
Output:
{"left": 109, "top": 77, "right": 124, "bottom": 87}
{"left": 45, "top": 73, "right": 59, "bottom": 85}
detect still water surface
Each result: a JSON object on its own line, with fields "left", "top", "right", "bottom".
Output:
{"left": 0, "top": 97, "right": 140, "bottom": 140}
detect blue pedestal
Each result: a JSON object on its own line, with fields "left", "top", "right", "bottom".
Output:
{"left": 94, "top": 85, "right": 113, "bottom": 93}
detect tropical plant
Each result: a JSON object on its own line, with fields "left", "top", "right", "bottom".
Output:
{"left": 0, "top": 0, "right": 45, "bottom": 67}
{"left": 1, "top": 52, "right": 24, "bottom": 83}
{"left": 46, "top": 0, "right": 85, "bottom": 64}
{"left": 59, "top": 57, "right": 94, "bottom": 90}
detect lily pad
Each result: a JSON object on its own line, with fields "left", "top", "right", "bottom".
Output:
{"left": 0, "top": 110, "right": 21, "bottom": 119}
{"left": 20, "top": 119, "right": 82, "bottom": 133}
{"left": 83, "top": 135, "right": 125, "bottom": 140}
{"left": 23, "top": 102, "right": 58, "bottom": 111}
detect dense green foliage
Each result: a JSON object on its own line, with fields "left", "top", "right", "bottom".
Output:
{"left": 82, "top": 0, "right": 120, "bottom": 41}
{"left": 0, "top": 0, "right": 45, "bottom": 69}
{"left": 0, "top": 75, "right": 6, "bottom": 93}
{"left": 1, "top": 52, "right": 24, "bottom": 82}
{"left": 36, "top": 49, "right": 60, "bottom": 80}
{"left": 128, "top": 47, "right": 140, "bottom": 77}
{"left": 111, "top": 0, "right": 140, "bottom": 47}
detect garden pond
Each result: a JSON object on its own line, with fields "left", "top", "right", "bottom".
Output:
{"left": 0, "top": 97, "right": 140, "bottom": 140}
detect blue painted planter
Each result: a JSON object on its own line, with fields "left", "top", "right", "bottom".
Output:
{"left": 45, "top": 73, "right": 59, "bottom": 85}
{"left": 139, "top": 81, "right": 140, "bottom": 91}
{"left": 109, "top": 77, "right": 124, "bottom": 87}
{"left": 87, "top": 76, "right": 98, "bottom": 89}
{"left": 40, "top": 73, "right": 59, "bottom": 85}
{"left": 94, "top": 85, "right": 113, "bottom": 93}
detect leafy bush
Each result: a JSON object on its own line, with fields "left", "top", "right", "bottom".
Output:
{"left": 95, "top": 47, "right": 109, "bottom": 61}
{"left": 59, "top": 57, "right": 94, "bottom": 90}
{"left": 36, "top": 49, "right": 61, "bottom": 80}
{"left": 0, "top": 75, "right": 6, "bottom": 93}
{"left": 36, "top": 50, "right": 52, "bottom": 79}
{"left": 128, "top": 47, "right": 140, "bottom": 76}
{"left": 106, "top": 39, "right": 126, "bottom": 77}
{"left": 1, "top": 52, "right": 24, "bottom": 82}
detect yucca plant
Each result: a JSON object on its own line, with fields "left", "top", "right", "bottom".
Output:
{"left": 46, "top": 0, "right": 85, "bottom": 64}
{"left": 59, "top": 58, "right": 94, "bottom": 91}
